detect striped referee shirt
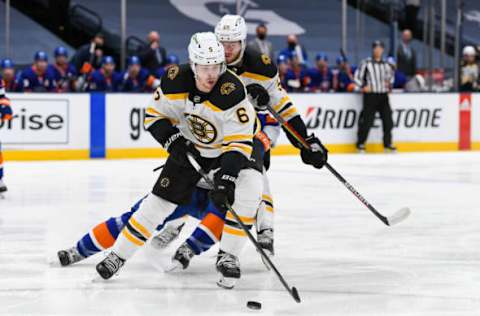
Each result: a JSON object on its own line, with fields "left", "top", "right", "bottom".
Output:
{"left": 354, "top": 57, "right": 394, "bottom": 93}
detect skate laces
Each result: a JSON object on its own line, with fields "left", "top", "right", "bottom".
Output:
{"left": 217, "top": 253, "right": 239, "bottom": 269}
{"left": 104, "top": 253, "right": 124, "bottom": 273}
{"left": 67, "top": 247, "right": 84, "bottom": 262}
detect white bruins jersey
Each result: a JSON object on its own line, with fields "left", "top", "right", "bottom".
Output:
{"left": 229, "top": 46, "right": 299, "bottom": 124}
{"left": 144, "top": 64, "right": 257, "bottom": 159}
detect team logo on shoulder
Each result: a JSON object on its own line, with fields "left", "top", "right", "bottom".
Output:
{"left": 220, "top": 82, "right": 236, "bottom": 95}
{"left": 160, "top": 177, "right": 170, "bottom": 188}
{"left": 261, "top": 54, "right": 271, "bottom": 65}
{"left": 167, "top": 65, "right": 179, "bottom": 80}
{"left": 185, "top": 114, "right": 217, "bottom": 144}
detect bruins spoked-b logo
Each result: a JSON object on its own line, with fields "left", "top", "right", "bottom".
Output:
{"left": 160, "top": 177, "right": 170, "bottom": 188}
{"left": 220, "top": 82, "right": 236, "bottom": 95}
{"left": 167, "top": 65, "right": 179, "bottom": 80}
{"left": 185, "top": 114, "right": 217, "bottom": 144}
{"left": 261, "top": 54, "right": 271, "bottom": 65}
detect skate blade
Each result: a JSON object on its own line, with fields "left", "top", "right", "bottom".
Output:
{"left": 164, "top": 260, "right": 183, "bottom": 273}
{"left": 216, "top": 273, "right": 237, "bottom": 290}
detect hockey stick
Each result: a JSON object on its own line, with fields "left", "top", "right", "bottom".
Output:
{"left": 186, "top": 152, "right": 301, "bottom": 303}
{"left": 265, "top": 103, "right": 410, "bottom": 226}
{"left": 152, "top": 163, "right": 165, "bottom": 172}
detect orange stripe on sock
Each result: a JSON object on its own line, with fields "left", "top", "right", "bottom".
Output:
{"left": 92, "top": 222, "right": 116, "bottom": 249}
{"left": 0, "top": 152, "right": 4, "bottom": 164}
{"left": 199, "top": 213, "right": 224, "bottom": 240}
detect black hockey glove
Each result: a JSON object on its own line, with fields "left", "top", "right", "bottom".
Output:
{"left": 246, "top": 83, "right": 270, "bottom": 111}
{"left": 209, "top": 171, "right": 236, "bottom": 213}
{"left": 300, "top": 134, "right": 328, "bottom": 169}
{"left": 164, "top": 132, "right": 200, "bottom": 166}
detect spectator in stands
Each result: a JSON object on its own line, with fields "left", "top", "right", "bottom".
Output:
{"left": 52, "top": 46, "right": 77, "bottom": 92}
{"left": 71, "top": 33, "right": 105, "bottom": 73}
{"left": 460, "top": 46, "right": 479, "bottom": 92}
{"left": 19, "top": 51, "right": 56, "bottom": 92}
{"left": 247, "top": 23, "right": 274, "bottom": 61}
{"left": 284, "top": 51, "right": 309, "bottom": 92}
{"left": 333, "top": 56, "right": 356, "bottom": 92}
{"left": 277, "top": 54, "right": 290, "bottom": 90}
{"left": 307, "top": 52, "right": 333, "bottom": 92}
{"left": 139, "top": 31, "right": 167, "bottom": 74}
{"left": 118, "top": 56, "right": 156, "bottom": 92}
{"left": 0, "top": 59, "right": 20, "bottom": 92}
{"left": 156, "top": 54, "right": 180, "bottom": 78}
{"left": 280, "top": 34, "right": 308, "bottom": 65}
{"left": 387, "top": 57, "right": 407, "bottom": 90}
{"left": 87, "top": 56, "right": 120, "bottom": 92}
{"left": 396, "top": 29, "right": 417, "bottom": 79}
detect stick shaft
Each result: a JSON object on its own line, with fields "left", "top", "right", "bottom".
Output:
{"left": 186, "top": 153, "right": 301, "bottom": 302}
{"left": 265, "top": 104, "right": 390, "bottom": 226}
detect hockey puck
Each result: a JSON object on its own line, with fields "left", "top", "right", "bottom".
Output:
{"left": 247, "top": 301, "right": 262, "bottom": 310}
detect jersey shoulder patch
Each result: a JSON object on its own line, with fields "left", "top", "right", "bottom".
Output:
{"left": 209, "top": 70, "right": 246, "bottom": 111}
{"left": 160, "top": 63, "right": 194, "bottom": 95}
{"left": 241, "top": 47, "right": 277, "bottom": 80}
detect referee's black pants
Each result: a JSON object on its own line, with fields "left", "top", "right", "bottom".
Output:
{"left": 357, "top": 93, "right": 393, "bottom": 147}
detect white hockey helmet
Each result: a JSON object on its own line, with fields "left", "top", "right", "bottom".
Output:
{"left": 215, "top": 14, "right": 247, "bottom": 65}
{"left": 188, "top": 32, "right": 226, "bottom": 76}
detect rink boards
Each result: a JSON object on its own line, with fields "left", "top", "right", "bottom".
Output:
{"left": 1, "top": 92, "right": 479, "bottom": 160}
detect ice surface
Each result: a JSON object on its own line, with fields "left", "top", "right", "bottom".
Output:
{"left": 1, "top": 152, "right": 480, "bottom": 315}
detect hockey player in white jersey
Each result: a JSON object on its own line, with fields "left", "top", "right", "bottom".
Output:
{"left": 155, "top": 15, "right": 328, "bottom": 275}
{"left": 95, "top": 32, "right": 263, "bottom": 287}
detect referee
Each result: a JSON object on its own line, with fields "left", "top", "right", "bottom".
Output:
{"left": 354, "top": 40, "right": 396, "bottom": 153}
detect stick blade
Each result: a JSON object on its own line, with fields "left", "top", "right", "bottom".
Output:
{"left": 387, "top": 207, "right": 411, "bottom": 226}
{"left": 291, "top": 286, "right": 301, "bottom": 303}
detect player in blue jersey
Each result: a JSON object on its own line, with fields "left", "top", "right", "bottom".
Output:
{"left": 51, "top": 46, "right": 77, "bottom": 92}
{"left": 57, "top": 188, "right": 225, "bottom": 266}
{"left": 18, "top": 51, "right": 56, "bottom": 92}
{"left": 307, "top": 52, "right": 334, "bottom": 92}
{"left": 284, "top": 51, "right": 309, "bottom": 92}
{"left": 0, "top": 59, "right": 20, "bottom": 92}
{"left": 333, "top": 55, "right": 356, "bottom": 92}
{"left": 117, "top": 56, "right": 157, "bottom": 92}
{"left": 86, "top": 56, "right": 121, "bottom": 92}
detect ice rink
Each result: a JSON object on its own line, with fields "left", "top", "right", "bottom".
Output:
{"left": 1, "top": 152, "right": 479, "bottom": 315}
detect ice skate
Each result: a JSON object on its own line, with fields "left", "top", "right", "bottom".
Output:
{"left": 216, "top": 250, "right": 240, "bottom": 289}
{"left": 96, "top": 251, "right": 125, "bottom": 280}
{"left": 57, "top": 246, "right": 85, "bottom": 266}
{"left": 166, "top": 242, "right": 195, "bottom": 272}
